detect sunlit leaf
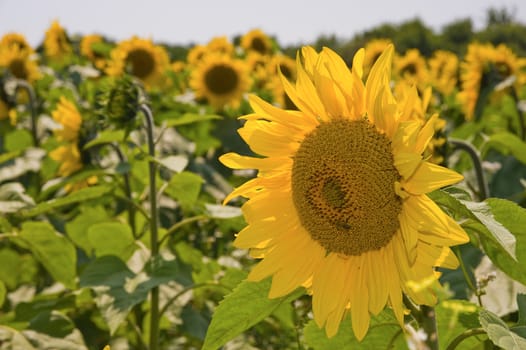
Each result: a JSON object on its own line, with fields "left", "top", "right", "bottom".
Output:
{"left": 65, "top": 205, "right": 110, "bottom": 254}
{"left": 303, "top": 308, "right": 407, "bottom": 349}
{"left": 202, "top": 278, "right": 304, "bottom": 350}
{"left": 165, "top": 171, "right": 203, "bottom": 209}
{"left": 436, "top": 299, "right": 486, "bottom": 348}
{"left": 14, "top": 222, "right": 77, "bottom": 289}
{"left": 479, "top": 309, "right": 526, "bottom": 349}
{"left": 481, "top": 132, "right": 526, "bottom": 164}
{"left": 20, "top": 185, "right": 113, "bottom": 217}
{"left": 87, "top": 222, "right": 137, "bottom": 261}
{"left": 163, "top": 113, "right": 222, "bottom": 127}
{"left": 82, "top": 130, "right": 125, "bottom": 149}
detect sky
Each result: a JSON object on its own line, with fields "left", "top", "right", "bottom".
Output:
{"left": 0, "top": 0, "right": 524, "bottom": 48}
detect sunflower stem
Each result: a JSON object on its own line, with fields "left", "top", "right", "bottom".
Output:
{"left": 445, "top": 327, "right": 486, "bottom": 350}
{"left": 449, "top": 138, "right": 489, "bottom": 200}
{"left": 140, "top": 103, "right": 160, "bottom": 350}
{"left": 421, "top": 305, "right": 439, "bottom": 350}
{"left": 13, "top": 79, "right": 39, "bottom": 147}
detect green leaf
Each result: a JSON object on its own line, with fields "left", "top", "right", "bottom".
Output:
{"left": 28, "top": 310, "right": 75, "bottom": 338}
{"left": 0, "top": 248, "right": 38, "bottom": 289}
{"left": 79, "top": 255, "right": 186, "bottom": 334}
{"left": 165, "top": 171, "right": 203, "bottom": 209}
{"left": 430, "top": 190, "right": 526, "bottom": 284}
{"left": 14, "top": 222, "right": 76, "bottom": 289}
{"left": 202, "top": 278, "right": 304, "bottom": 350}
{"left": 82, "top": 129, "right": 125, "bottom": 149}
{"left": 481, "top": 132, "right": 526, "bottom": 164}
{"left": 303, "top": 309, "right": 407, "bottom": 350}
{"left": 0, "top": 150, "right": 21, "bottom": 164}
{"left": 163, "top": 113, "right": 222, "bottom": 127}
{"left": 5, "top": 129, "right": 33, "bottom": 152}
{"left": 0, "top": 281, "right": 5, "bottom": 307}
{"left": 479, "top": 309, "right": 526, "bottom": 349}
{"left": 518, "top": 294, "right": 526, "bottom": 326}
{"left": 436, "top": 299, "right": 486, "bottom": 348}
{"left": 87, "top": 222, "right": 137, "bottom": 261}
{"left": 20, "top": 185, "right": 113, "bottom": 217}
{"left": 65, "top": 205, "right": 109, "bottom": 254}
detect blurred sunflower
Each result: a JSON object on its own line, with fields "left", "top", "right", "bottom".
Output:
{"left": 190, "top": 54, "right": 251, "bottom": 110}
{"left": 240, "top": 29, "right": 274, "bottom": 56}
{"left": 187, "top": 44, "right": 208, "bottom": 67}
{"left": 265, "top": 54, "right": 297, "bottom": 108}
{"left": 0, "top": 32, "right": 33, "bottom": 54}
{"left": 245, "top": 52, "right": 271, "bottom": 88}
{"left": 363, "top": 38, "right": 392, "bottom": 77}
{"left": 491, "top": 44, "right": 526, "bottom": 90}
{"left": 52, "top": 96, "right": 82, "bottom": 142}
{"left": 0, "top": 44, "right": 41, "bottom": 84}
{"left": 106, "top": 36, "right": 170, "bottom": 89}
{"left": 43, "top": 20, "right": 73, "bottom": 63}
{"left": 394, "top": 48, "right": 428, "bottom": 91}
{"left": 220, "top": 45, "right": 468, "bottom": 340}
{"left": 207, "top": 36, "right": 235, "bottom": 56}
{"left": 50, "top": 96, "right": 97, "bottom": 192}
{"left": 428, "top": 50, "right": 459, "bottom": 96}
{"left": 80, "top": 34, "right": 108, "bottom": 70}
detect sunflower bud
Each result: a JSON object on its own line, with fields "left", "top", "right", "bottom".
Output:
{"left": 96, "top": 75, "right": 145, "bottom": 128}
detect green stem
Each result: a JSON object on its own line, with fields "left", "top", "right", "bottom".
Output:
{"left": 110, "top": 143, "right": 137, "bottom": 238}
{"left": 445, "top": 328, "right": 486, "bottom": 350}
{"left": 14, "top": 80, "right": 39, "bottom": 147}
{"left": 449, "top": 138, "right": 489, "bottom": 200}
{"left": 510, "top": 86, "right": 526, "bottom": 141}
{"left": 453, "top": 246, "right": 482, "bottom": 306}
{"left": 158, "top": 282, "right": 230, "bottom": 319}
{"left": 421, "top": 305, "right": 439, "bottom": 350}
{"left": 159, "top": 214, "right": 208, "bottom": 246}
{"left": 140, "top": 104, "right": 160, "bottom": 350}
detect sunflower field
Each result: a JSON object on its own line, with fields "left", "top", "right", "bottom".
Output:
{"left": 1, "top": 12, "right": 526, "bottom": 350}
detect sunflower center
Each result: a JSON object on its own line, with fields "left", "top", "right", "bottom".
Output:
{"left": 291, "top": 119, "right": 402, "bottom": 256}
{"left": 127, "top": 49, "right": 155, "bottom": 79}
{"left": 204, "top": 64, "right": 239, "bottom": 95}
{"left": 251, "top": 38, "right": 268, "bottom": 55}
{"left": 402, "top": 63, "right": 417, "bottom": 76}
{"left": 9, "top": 59, "right": 28, "bottom": 79}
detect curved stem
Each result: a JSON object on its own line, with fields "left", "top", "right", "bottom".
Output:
{"left": 445, "top": 328, "right": 486, "bottom": 350}
{"left": 14, "top": 80, "right": 39, "bottom": 147}
{"left": 109, "top": 143, "right": 137, "bottom": 238}
{"left": 140, "top": 103, "right": 160, "bottom": 350}
{"left": 158, "top": 282, "right": 231, "bottom": 319}
{"left": 159, "top": 214, "right": 208, "bottom": 246}
{"left": 449, "top": 138, "right": 489, "bottom": 200}
{"left": 453, "top": 246, "right": 482, "bottom": 306}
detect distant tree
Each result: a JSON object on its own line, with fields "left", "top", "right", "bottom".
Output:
{"left": 438, "top": 19, "right": 474, "bottom": 55}
{"left": 486, "top": 6, "right": 516, "bottom": 26}
{"left": 393, "top": 18, "right": 437, "bottom": 56}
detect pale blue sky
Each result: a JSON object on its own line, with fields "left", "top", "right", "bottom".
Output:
{"left": 0, "top": 0, "right": 524, "bottom": 47}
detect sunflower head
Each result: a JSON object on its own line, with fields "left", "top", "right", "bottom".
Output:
{"left": 241, "top": 29, "right": 274, "bottom": 56}
{"left": 43, "top": 20, "right": 73, "bottom": 64}
{"left": 207, "top": 36, "right": 235, "bottom": 56}
{"left": 80, "top": 34, "right": 110, "bottom": 70}
{"left": 394, "top": 48, "right": 429, "bottom": 91}
{"left": 96, "top": 75, "right": 144, "bottom": 131}
{"left": 428, "top": 50, "right": 459, "bottom": 96}
{"left": 0, "top": 45, "right": 41, "bottom": 84}
{"left": 220, "top": 45, "right": 468, "bottom": 340}
{"left": 51, "top": 96, "right": 83, "bottom": 142}
{"left": 189, "top": 53, "right": 251, "bottom": 110}
{"left": 106, "top": 36, "right": 170, "bottom": 89}
{"left": 0, "top": 33, "right": 33, "bottom": 55}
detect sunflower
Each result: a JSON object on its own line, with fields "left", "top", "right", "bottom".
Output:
{"left": 189, "top": 54, "right": 251, "bottom": 110}
{"left": 106, "top": 36, "right": 170, "bottom": 89}
{"left": 49, "top": 144, "right": 83, "bottom": 177}
{"left": 187, "top": 44, "right": 208, "bottom": 66}
{"left": 52, "top": 96, "right": 82, "bottom": 142}
{"left": 363, "top": 39, "right": 392, "bottom": 77}
{"left": 245, "top": 52, "right": 271, "bottom": 88}
{"left": 264, "top": 54, "right": 297, "bottom": 108}
{"left": 207, "top": 36, "right": 235, "bottom": 57}
{"left": 80, "top": 34, "right": 108, "bottom": 70}
{"left": 0, "top": 44, "right": 41, "bottom": 84}
{"left": 0, "top": 32, "right": 33, "bottom": 55}
{"left": 220, "top": 45, "right": 468, "bottom": 340}
{"left": 491, "top": 44, "right": 526, "bottom": 90}
{"left": 428, "top": 50, "right": 459, "bottom": 96}
{"left": 394, "top": 48, "right": 429, "bottom": 92}
{"left": 43, "top": 20, "right": 73, "bottom": 62}
{"left": 240, "top": 29, "right": 274, "bottom": 56}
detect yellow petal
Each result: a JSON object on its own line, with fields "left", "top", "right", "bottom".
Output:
{"left": 394, "top": 152, "right": 422, "bottom": 179}
{"left": 404, "top": 162, "right": 464, "bottom": 195}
